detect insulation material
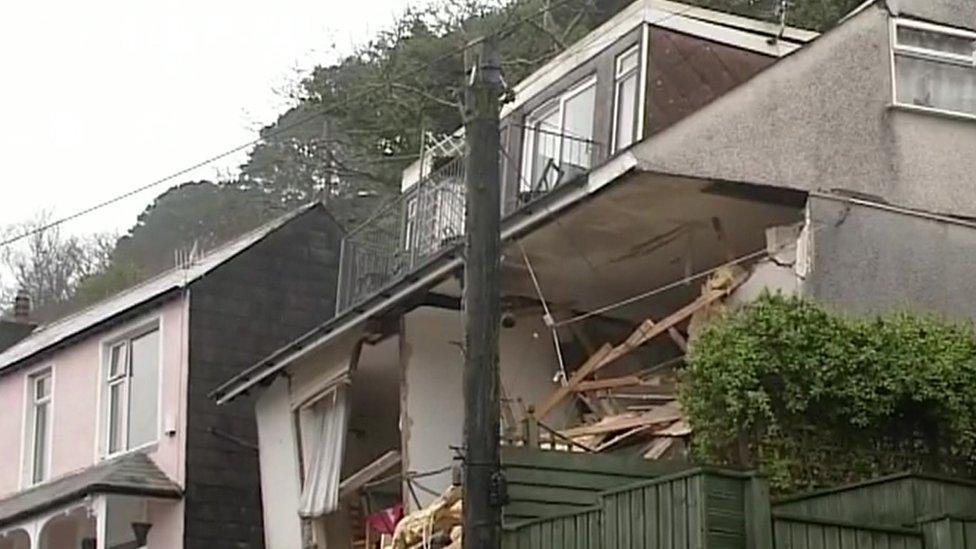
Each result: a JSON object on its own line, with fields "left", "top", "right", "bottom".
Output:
{"left": 389, "top": 485, "right": 462, "bottom": 549}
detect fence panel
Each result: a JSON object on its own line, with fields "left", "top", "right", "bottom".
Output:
{"left": 503, "top": 507, "right": 602, "bottom": 549}
{"left": 773, "top": 514, "right": 923, "bottom": 549}
{"left": 920, "top": 516, "right": 976, "bottom": 548}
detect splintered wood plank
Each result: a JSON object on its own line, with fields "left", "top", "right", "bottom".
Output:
{"left": 642, "top": 438, "right": 674, "bottom": 460}
{"left": 535, "top": 343, "right": 613, "bottom": 420}
{"left": 594, "top": 424, "right": 656, "bottom": 452}
{"left": 574, "top": 376, "right": 643, "bottom": 392}
{"left": 560, "top": 403, "right": 682, "bottom": 438}
{"left": 655, "top": 419, "right": 691, "bottom": 437}
{"left": 535, "top": 290, "right": 725, "bottom": 420}
{"left": 338, "top": 450, "right": 401, "bottom": 499}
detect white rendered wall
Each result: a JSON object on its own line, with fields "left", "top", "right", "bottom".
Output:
{"left": 254, "top": 377, "right": 304, "bottom": 549}
{"left": 401, "top": 306, "right": 571, "bottom": 509}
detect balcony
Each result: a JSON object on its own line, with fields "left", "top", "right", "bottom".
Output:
{"left": 336, "top": 129, "right": 601, "bottom": 313}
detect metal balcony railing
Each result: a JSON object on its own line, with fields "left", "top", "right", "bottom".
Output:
{"left": 336, "top": 156, "right": 465, "bottom": 312}
{"left": 336, "top": 130, "right": 601, "bottom": 312}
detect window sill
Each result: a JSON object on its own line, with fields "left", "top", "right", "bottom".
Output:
{"left": 102, "top": 440, "right": 159, "bottom": 462}
{"left": 888, "top": 102, "right": 976, "bottom": 123}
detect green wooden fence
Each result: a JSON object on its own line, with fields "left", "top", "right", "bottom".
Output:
{"left": 773, "top": 473, "right": 976, "bottom": 527}
{"left": 918, "top": 516, "right": 976, "bottom": 548}
{"left": 502, "top": 507, "right": 602, "bottom": 549}
{"left": 501, "top": 446, "right": 686, "bottom": 523}
{"left": 772, "top": 513, "right": 924, "bottom": 549}
{"left": 503, "top": 467, "right": 768, "bottom": 549}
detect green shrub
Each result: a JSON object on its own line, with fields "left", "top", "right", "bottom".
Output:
{"left": 680, "top": 292, "right": 976, "bottom": 494}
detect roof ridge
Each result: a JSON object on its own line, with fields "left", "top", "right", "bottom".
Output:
{"left": 0, "top": 201, "right": 323, "bottom": 371}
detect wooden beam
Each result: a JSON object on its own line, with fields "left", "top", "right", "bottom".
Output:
{"left": 567, "top": 322, "right": 617, "bottom": 416}
{"left": 642, "top": 438, "right": 674, "bottom": 460}
{"left": 536, "top": 289, "right": 726, "bottom": 420}
{"left": 594, "top": 424, "right": 655, "bottom": 452}
{"left": 339, "top": 450, "right": 401, "bottom": 499}
{"left": 560, "top": 404, "right": 682, "bottom": 438}
{"left": 574, "top": 376, "right": 643, "bottom": 392}
{"left": 534, "top": 343, "right": 613, "bottom": 420}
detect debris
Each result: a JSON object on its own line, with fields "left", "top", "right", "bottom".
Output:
{"left": 524, "top": 268, "right": 744, "bottom": 463}
{"left": 389, "top": 485, "right": 462, "bottom": 549}
{"left": 642, "top": 438, "right": 674, "bottom": 459}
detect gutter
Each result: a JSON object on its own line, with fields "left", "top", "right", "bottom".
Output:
{"left": 212, "top": 152, "right": 639, "bottom": 404}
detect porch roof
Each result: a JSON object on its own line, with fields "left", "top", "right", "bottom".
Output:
{"left": 0, "top": 453, "right": 181, "bottom": 528}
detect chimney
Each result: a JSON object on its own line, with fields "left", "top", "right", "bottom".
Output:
{"left": 13, "top": 289, "right": 31, "bottom": 320}
{"left": 1, "top": 289, "right": 36, "bottom": 352}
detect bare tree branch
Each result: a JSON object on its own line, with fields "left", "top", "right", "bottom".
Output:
{"left": 526, "top": 18, "right": 568, "bottom": 51}
{"left": 389, "top": 82, "right": 461, "bottom": 110}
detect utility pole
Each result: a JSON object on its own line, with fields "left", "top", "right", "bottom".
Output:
{"left": 462, "top": 37, "right": 503, "bottom": 549}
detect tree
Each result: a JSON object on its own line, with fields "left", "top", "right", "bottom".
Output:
{"left": 236, "top": 0, "right": 610, "bottom": 229}
{"left": 11, "top": 0, "right": 864, "bottom": 321}
{"left": 110, "top": 180, "right": 273, "bottom": 277}
{"left": 234, "top": 0, "right": 862, "bottom": 233}
{"left": 0, "top": 213, "right": 115, "bottom": 321}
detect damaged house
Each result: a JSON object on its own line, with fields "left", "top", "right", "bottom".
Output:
{"left": 214, "top": 0, "right": 976, "bottom": 547}
{"left": 209, "top": 1, "right": 823, "bottom": 547}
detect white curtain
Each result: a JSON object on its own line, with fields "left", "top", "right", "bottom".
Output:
{"left": 298, "top": 385, "right": 351, "bottom": 518}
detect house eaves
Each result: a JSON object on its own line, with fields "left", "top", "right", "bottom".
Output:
{"left": 211, "top": 151, "right": 640, "bottom": 405}
{"left": 400, "top": 0, "right": 818, "bottom": 191}
{"left": 0, "top": 202, "right": 325, "bottom": 376}
{"left": 499, "top": 0, "right": 817, "bottom": 120}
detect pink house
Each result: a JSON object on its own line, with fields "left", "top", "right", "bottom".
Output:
{"left": 0, "top": 203, "right": 343, "bottom": 549}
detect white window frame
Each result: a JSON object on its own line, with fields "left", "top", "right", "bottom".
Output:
{"left": 97, "top": 319, "right": 163, "bottom": 460}
{"left": 521, "top": 76, "right": 598, "bottom": 191}
{"left": 403, "top": 194, "right": 418, "bottom": 252}
{"left": 890, "top": 17, "right": 976, "bottom": 120}
{"left": 22, "top": 367, "right": 54, "bottom": 488}
{"left": 611, "top": 45, "right": 642, "bottom": 153}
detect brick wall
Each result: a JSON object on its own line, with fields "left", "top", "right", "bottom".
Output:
{"left": 184, "top": 205, "right": 343, "bottom": 548}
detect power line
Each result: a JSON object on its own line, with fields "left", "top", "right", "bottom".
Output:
{"left": 1, "top": 0, "right": 584, "bottom": 249}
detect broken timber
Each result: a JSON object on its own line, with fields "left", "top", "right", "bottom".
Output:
{"left": 534, "top": 288, "right": 728, "bottom": 420}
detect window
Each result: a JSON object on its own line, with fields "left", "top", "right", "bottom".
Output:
{"left": 25, "top": 369, "right": 52, "bottom": 485}
{"left": 521, "top": 77, "right": 597, "bottom": 193}
{"left": 613, "top": 46, "right": 641, "bottom": 152}
{"left": 103, "top": 327, "right": 160, "bottom": 456}
{"left": 403, "top": 195, "right": 418, "bottom": 252}
{"left": 892, "top": 19, "right": 976, "bottom": 117}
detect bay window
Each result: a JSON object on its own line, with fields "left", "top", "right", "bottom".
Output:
{"left": 103, "top": 326, "right": 160, "bottom": 456}
{"left": 892, "top": 19, "right": 976, "bottom": 117}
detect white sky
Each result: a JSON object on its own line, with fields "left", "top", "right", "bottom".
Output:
{"left": 0, "top": 0, "right": 420, "bottom": 238}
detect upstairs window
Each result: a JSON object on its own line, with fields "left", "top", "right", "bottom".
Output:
{"left": 25, "top": 369, "right": 52, "bottom": 485}
{"left": 103, "top": 326, "right": 160, "bottom": 456}
{"left": 892, "top": 19, "right": 976, "bottom": 117}
{"left": 613, "top": 46, "right": 641, "bottom": 152}
{"left": 521, "top": 77, "right": 597, "bottom": 194}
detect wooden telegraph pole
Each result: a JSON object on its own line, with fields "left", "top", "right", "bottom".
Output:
{"left": 462, "top": 37, "right": 503, "bottom": 549}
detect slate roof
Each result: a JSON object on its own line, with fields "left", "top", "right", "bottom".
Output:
{"left": 0, "top": 452, "right": 181, "bottom": 528}
{"left": 0, "top": 202, "right": 324, "bottom": 374}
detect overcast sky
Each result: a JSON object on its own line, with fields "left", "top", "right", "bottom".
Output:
{"left": 0, "top": 0, "right": 419, "bottom": 238}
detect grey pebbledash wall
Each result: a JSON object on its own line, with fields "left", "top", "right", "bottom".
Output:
{"left": 183, "top": 204, "right": 343, "bottom": 549}
{"left": 807, "top": 195, "right": 976, "bottom": 322}
{"left": 633, "top": 3, "right": 976, "bottom": 219}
